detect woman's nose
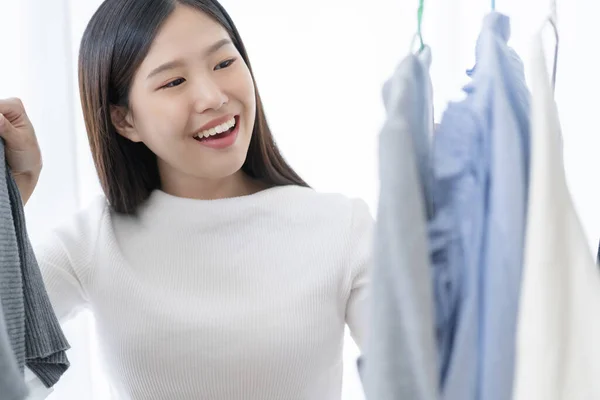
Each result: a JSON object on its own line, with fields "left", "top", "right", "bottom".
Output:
{"left": 193, "top": 78, "right": 229, "bottom": 113}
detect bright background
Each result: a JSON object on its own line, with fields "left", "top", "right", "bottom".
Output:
{"left": 0, "top": 0, "right": 597, "bottom": 398}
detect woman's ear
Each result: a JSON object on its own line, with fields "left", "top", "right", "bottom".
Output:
{"left": 110, "top": 105, "right": 142, "bottom": 142}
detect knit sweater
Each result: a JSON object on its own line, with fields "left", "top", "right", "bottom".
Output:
{"left": 30, "top": 185, "right": 373, "bottom": 400}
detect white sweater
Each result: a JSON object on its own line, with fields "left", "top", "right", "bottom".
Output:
{"left": 30, "top": 185, "right": 373, "bottom": 400}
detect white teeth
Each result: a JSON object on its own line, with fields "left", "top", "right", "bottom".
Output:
{"left": 214, "top": 124, "right": 226, "bottom": 134}
{"left": 195, "top": 117, "right": 236, "bottom": 139}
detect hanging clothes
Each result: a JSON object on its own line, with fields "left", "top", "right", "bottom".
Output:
{"left": 0, "top": 139, "right": 70, "bottom": 395}
{"left": 430, "top": 12, "right": 530, "bottom": 400}
{"left": 513, "top": 30, "right": 600, "bottom": 400}
{"left": 0, "top": 139, "right": 29, "bottom": 400}
{"left": 0, "top": 304, "right": 28, "bottom": 400}
{"left": 362, "top": 46, "right": 438, "bottom": 400}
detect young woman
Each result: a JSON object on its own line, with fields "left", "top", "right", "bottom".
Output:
{"left": 0, "top": 0, "right": 372, "bottom": 398}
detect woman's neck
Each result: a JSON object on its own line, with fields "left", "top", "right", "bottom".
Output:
{"left": 159, "top": 170, "right": 268, "bottom": 200}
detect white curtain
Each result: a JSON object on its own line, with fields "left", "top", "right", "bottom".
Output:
{"left": 0, "top": 0, "right": 597, "bottom": 398}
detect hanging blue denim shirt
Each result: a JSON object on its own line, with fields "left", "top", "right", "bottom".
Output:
{"left": 430, "top": 12, "right": 530, "bottom": 400}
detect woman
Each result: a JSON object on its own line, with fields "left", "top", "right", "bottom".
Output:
{"left": 0, "top": 0, "right": 372, "bottom": 399}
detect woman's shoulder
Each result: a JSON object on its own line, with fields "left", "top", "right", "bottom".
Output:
{"left": 34, "top": 195, "right": 111, "bottom": 268}
{"left": 276, "top": 185, "right": 374, "bottom": 230}
{"left": 54, "top": 195, "right": 111, "bottom": 238}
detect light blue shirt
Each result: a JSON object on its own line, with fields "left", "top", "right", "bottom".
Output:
{"left": 430, "top": 12, "right": 530, "bottom": 400}
{"left": 362, "top": 47, "right": 438, "bottom": 400}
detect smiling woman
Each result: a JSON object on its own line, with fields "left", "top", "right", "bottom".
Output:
{"left": 80, "top": 0, "right": 308, "bottom": 214}
{"left": 0, "top": 0, "right": 374, "bottom": 399}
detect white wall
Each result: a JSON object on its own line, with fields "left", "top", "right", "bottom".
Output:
{"left": 0, "top": 0, "right": 598, "bottom": 399}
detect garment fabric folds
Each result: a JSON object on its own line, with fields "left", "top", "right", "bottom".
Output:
{"left": 430, "top": 12, "right": 530, "bottom": 400}
{"left": 0, "top": 139, "right": 70, "bottom": 396}
{"left": 513, "top": 29, "right": 600, "bottom": 400}
{"left": 362, "top": 46, "right": 438, "bottom": 400}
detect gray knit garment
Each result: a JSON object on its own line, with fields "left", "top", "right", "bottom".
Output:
{"left": 0, "top": 139, "right": 70, "bottom": 389}
{"left": 0, "top": 141, "right": 28, "bottom": 399}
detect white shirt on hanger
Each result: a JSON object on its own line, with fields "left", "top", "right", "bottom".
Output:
{"left": 513, "top": 29, "right": 600, "bottom": 400}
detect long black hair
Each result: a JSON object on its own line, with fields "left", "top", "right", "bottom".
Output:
{"left": 78, "top": 0, "right": 308, "bottom": 214}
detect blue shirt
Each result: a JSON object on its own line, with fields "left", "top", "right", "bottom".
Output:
{"left": 430, "top": 12, "right": 530, "bottom": 400}
{"left": 362, "top": 46, "right": 438, "bottom": 400}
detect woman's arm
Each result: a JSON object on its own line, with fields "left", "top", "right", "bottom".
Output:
{"left": 344, "top": 199, "right": 374, "bottom": 349}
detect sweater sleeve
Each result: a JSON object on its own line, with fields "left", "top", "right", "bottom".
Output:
{"left": 344, "top": 198, "right": 374, "bottom": 349}
{"left": 24, "top": 197, "right": 106, "bottom": 399}
{"left": 32, "top": 196, "right": 106, "bottom": 323}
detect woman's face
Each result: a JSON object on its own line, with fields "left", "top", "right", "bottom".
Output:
{"left": 113, "top": 4, "right": 256, "bottom": 196}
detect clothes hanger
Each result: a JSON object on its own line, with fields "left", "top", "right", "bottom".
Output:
{"left": 417, "top": 0, "right": 425, "bottom": 52}
{"left": 545, "top": 0, "right": 559, "bottom": 92}
{"left": 410, "top": 0, "right": 426, "bottom": 54}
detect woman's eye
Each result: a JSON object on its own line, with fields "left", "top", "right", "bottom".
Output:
{"left": 215, "top": 58, "right": 236, "bottom": 70}
{"left": 162, "top": 78, "right": 186, "bottom": 89}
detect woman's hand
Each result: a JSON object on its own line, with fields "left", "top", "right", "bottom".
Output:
{"left": 0, "top": 98, "right": 42, "bottom": 205}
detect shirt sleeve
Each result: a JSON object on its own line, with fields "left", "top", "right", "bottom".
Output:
{"left": 344, "top": 198, "right": 374, "bottom": 349}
